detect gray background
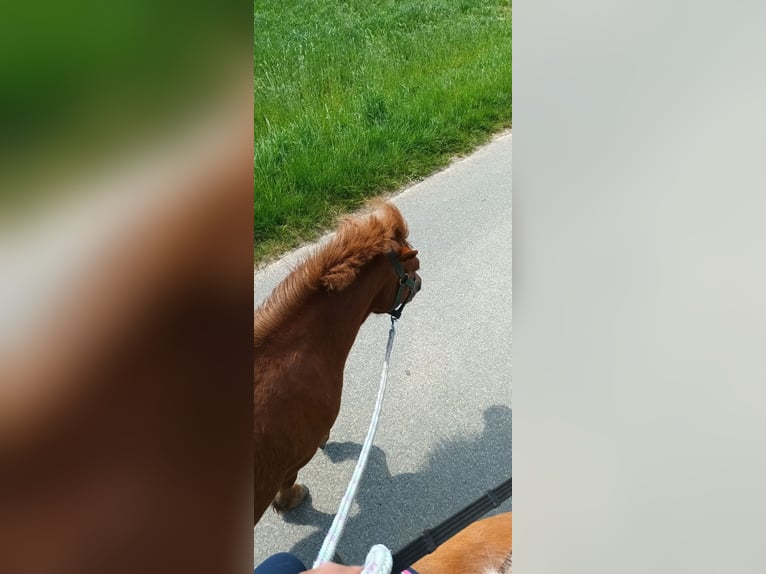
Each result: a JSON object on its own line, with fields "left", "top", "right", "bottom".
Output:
{"left": 253, "top": 133, "right": 512, "bottom": 567}
{"left": 514, "top": 1, "right": 766, "bottom": 572}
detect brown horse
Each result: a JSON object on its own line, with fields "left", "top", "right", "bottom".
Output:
{"left": 254, "top": 201, "right": 422, "bottom": 525}
{"left": 410, "top": 512, "right": 512, "bottom": 574}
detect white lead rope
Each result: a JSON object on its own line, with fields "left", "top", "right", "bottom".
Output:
{"left": 313, "top": 317, "right": 398, "bottom": 571}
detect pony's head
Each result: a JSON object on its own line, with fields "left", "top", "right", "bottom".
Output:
{"left": 316, "top": 200, "right": 422, "bottom": 317}
{"left": 369, "top": 241, "right": 422, "bottom": 317}
{"left": 255, "top": 202, "right": 423, "bottom": 344}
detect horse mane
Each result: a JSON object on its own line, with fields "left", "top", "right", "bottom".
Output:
{"left": 427, "top": 550, "right": 511, "bottom": 574}
{"left": 254, "top": 201, "right": 410, "bottom": 344}
{"left": 487, "top": 550, "right": 512, "bottom": 574}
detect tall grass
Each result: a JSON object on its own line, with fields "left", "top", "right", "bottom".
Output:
{"left": 254, "top": 0, "right": 512, "bottom": 262}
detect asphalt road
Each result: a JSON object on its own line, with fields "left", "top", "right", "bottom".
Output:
{"left": 253, "top": 132, "right": 512, "bottom": 568}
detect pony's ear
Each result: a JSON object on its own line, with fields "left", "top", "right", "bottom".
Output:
{"left": 398, "top": 247, "right": 419, "bottom": 261}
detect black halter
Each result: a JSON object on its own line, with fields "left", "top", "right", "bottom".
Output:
{"left": 386, "top": 250, "right": 419, "bottom": 319}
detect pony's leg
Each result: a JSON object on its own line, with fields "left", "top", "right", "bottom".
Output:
{"left": 272, "top": 473, "right": 307, "bottom": 513}
{"left": 318, "top": 430, "right": 330, "bottom": 450}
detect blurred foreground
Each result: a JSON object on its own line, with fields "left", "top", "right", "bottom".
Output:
{"left": 0, "top": 3, "right": 253, "bottom": 573}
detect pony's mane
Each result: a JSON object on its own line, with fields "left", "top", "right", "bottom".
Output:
{"left": 485, "top": 551, "right": 511, "bottom": 574}
{"left": 425, "top": 551, "right": 511, "bottom": 574}
{"left": 254, "top": 201, "right": 410, "bottom": 344}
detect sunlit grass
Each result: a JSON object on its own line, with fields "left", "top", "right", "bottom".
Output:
{"left": 254, "top": 0, "right": 512, "bottom": 262}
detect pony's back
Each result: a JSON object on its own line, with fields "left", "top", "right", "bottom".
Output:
{"left": 411, "top": 512, "right": 512, "bottom": 574}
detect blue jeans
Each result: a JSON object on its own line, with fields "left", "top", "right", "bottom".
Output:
{"left": 254, "top": 552, "right": 420, "bottom": 574}
{"left": 254, "top": 552, "right": 307, "bottom": 574}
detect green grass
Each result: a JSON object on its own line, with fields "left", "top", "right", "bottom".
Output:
{"left": 1, "top": 2, "right": 245, "bottom": 207}
{"left": 254, "top": 0, "right": 512, "bottom": 263}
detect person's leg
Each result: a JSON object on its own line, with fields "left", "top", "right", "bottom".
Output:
{"left": 254, "top": 552, "right": 307, "bottom": 574}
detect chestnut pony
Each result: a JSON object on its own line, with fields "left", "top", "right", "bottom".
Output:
{"left": 411, "top": 512, "right": 512, "bottom": 574}
{"left": 254, "top": 202, "right": 422, "bottom": 525}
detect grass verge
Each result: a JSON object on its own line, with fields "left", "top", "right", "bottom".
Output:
{"left": 254, "top": 0, "right": 512, "bottom": 263}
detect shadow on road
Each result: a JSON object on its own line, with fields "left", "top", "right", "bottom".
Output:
{"left": 282, "top": 403, "right": 512, "bottom": 566}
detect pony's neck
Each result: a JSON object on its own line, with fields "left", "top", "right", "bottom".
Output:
{"left": 303, "top": 257, "right": 389, "bottom": 370}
